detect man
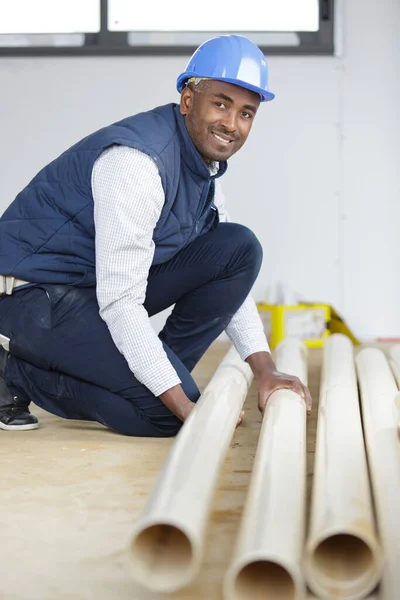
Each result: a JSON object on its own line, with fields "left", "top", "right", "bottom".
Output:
{"left": 0, "top": 34, "right": 311, "bottom": 434}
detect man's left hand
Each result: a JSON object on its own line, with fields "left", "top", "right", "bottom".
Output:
{"left": 256, "top": 368, "right": 312, "bottom": 416}
{"left": 246, "top": 351, "right": 312, "bottom": 416}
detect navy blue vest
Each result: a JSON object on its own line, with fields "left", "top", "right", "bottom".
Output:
{"left": 0, "top": 103, "right": 227, "bottom": 286}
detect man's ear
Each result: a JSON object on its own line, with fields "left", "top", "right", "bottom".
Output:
{"left": 180, "top": 86, "right": 193, "bottom": 116}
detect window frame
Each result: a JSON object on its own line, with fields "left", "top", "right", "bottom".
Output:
{"left": 0, "top": 0, "right": 335, "bottom": 57}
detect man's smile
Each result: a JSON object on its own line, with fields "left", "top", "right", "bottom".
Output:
{"left": 212, "top": 132, "right": 235, "bottom": 145}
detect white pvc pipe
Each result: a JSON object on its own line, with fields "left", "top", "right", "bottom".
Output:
{"left": 308, "top": 596, "right": 380, "bottom": 600}
{"left": 305, "top": 335, "right": 383, "bottom": 600}
{"left": 356, "top": 347, "right": 400, "bottom": 600}
{"left": 388, "top": 344, "right": 400, "bottom": 387}
{"left": 224, "top": 338, "right": 308, "bottom": 600}
{"left": 129, "top": 345, "right": 253, "bottom": 593}
{"left": 388, "top": 346, "right": 400, "bottom": 438}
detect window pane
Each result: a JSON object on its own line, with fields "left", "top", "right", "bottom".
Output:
{"left": 0, "top": 34, "right": 85, "bottom": 47}
{"left": 127, "top": 31, "right": 301, "bottom": 48}
{"left": 0, "top": 0, "right": 100, "bottom": 34}
{"left": 109, "top": 0, "right": 319, "bottom": 33}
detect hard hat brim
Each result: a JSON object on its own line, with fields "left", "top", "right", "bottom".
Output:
{"left": 177, "top": 74, "right": 275, "bottom": 102}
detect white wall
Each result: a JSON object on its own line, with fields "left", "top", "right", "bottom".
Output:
{"left": 0, "top": 0, "right": 399, "bottom": 340}
{"left": 341, "top": 0, "right": 400, "bottom": 338}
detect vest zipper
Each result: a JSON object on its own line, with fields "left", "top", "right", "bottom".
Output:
{"left": 196, "top": 180, "right": 215, "bottom": 224}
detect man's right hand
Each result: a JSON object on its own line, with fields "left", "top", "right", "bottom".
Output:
{"left": 160, "top": 385, "right": 196, "bottom": 422}
{"left": 160, "top": 385, "right": 244, "bottom": 428}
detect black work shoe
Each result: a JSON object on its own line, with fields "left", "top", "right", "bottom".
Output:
{"left": 0, "top": 357, "right": 39, "bottom": 431}
{"left": 0, "top": 404, "right": 39, "bottom": 431}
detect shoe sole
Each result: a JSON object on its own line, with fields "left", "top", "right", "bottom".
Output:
{"left": 0, "top": 421, "right": 39, "bottom": 431}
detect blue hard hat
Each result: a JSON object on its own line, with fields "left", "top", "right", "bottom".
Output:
{"left": 176, "top": 34, "right": 275, "bottom": 103}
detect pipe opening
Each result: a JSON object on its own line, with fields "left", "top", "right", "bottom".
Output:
{"left": 131, "top": 524, "right": 194, "bottom": 590}
{"left": 234, "top": 560, "right": 295, "bottom": 600}
{"left": 313, "top": 534, "right": 374, "bottom": 584}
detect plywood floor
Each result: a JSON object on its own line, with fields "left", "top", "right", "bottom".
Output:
{"left": 0, "top": 342, "right": 380, "bottom": 600}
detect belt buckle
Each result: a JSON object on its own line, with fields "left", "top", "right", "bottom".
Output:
{"left": 6, "top": 276, "right": 15, "bottom": 295}
{"left": 0, "top": 333, "right": 10, "bottom": 351}
{"left": 0, "top": 275, "right": 15, "bottom": 296}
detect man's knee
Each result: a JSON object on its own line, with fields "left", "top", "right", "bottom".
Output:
{"left": 237, "top": 224, "right": 263, "bottom": 267}
{"left": 219, "top": 223, "right": 263, "bottom": 275}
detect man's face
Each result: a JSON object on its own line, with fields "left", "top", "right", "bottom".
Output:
{"left": 179, "top": 79, "right": 260, "bottom": 164}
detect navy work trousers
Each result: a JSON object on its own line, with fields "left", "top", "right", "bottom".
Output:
{"left": 0, "top": 223, "right": 262, "bottom": 437}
